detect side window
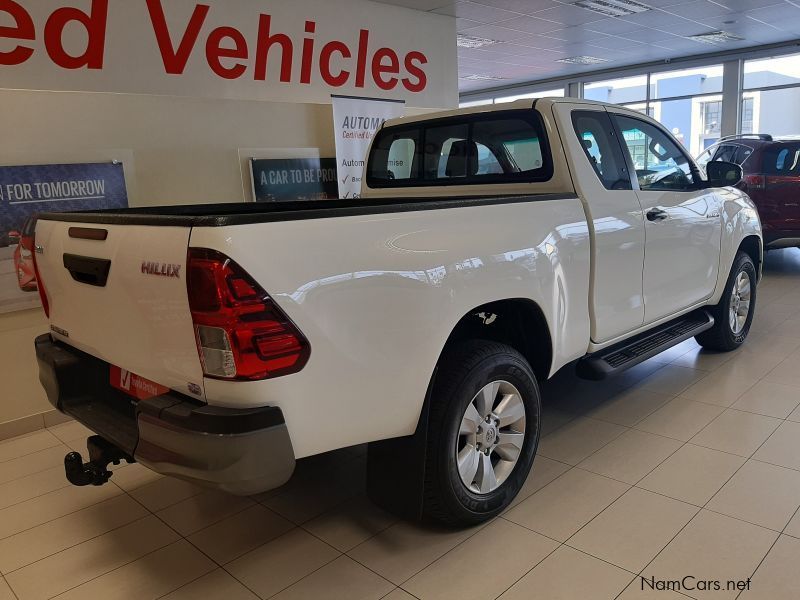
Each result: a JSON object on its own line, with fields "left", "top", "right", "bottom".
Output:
{"left": 387, "top": 138, "right": 416, "bottom": 180}
{"left": 696, "top": 147, "right": 714, "bottom": 173}
{"left": 734, "top": 146, "right": 753, "bottom": 164}
{"left": 571, "top": 110, "right": 631, "bottom": 191}
{"left": 712, "top": 144, "right": 738, "bottom": 163}
{"left": 614, "top": 115, "right": 697, "bottom": 191}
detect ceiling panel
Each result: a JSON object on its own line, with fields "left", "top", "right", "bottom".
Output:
{"left": 373, "top": 0, "right": 800, "bottom": 93}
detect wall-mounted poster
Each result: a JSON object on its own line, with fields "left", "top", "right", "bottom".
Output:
{"left": 250, "top": 158, "right": 338, "bottom": 201}
{"left": 0, "top": 162, "right": 128, "bottom": 314}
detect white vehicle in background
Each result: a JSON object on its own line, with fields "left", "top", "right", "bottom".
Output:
{"left": 33, "top": 98, "right": 761, "bottom": 525}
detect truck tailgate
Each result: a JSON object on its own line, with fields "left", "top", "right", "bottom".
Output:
{"left": 34, "top": 219, "right": 204, "bottom": 400}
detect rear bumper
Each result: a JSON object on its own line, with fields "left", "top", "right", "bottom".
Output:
{"left": 34, "top": 333, "right": 295, "bottom": 495}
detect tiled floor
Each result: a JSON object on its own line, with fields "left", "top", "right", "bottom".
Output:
{"left": 4, "top": 250, "right": 800, "bottom": 600}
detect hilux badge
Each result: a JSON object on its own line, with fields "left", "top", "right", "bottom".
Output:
{"left": 141, "top": 261, "right": 181, "bottom": 278}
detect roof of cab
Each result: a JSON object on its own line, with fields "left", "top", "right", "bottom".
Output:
{"left": 381, "top": 96, "right": 612, "bottom": 129}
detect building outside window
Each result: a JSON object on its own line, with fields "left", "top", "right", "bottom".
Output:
{"left": 741, "top": 53, "right": 800, "bottom": 137}
{"left": 741, "top": 97, "right": 755, "bottom": 134}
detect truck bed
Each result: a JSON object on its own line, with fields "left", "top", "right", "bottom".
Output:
{"left": 37, "top": 194, "right": 576, "bottom": 227}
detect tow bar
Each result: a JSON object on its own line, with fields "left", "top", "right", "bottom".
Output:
{"left": 64, "top": 435, "right": 135, "bottom": 486}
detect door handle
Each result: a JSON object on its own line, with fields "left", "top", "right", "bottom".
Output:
{"left": 646, "top": 208, "right": 668, "bottom": 222}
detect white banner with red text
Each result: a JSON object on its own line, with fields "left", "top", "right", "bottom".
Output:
{"left": 0, "top": 0, "right": 457, "bottom": 107}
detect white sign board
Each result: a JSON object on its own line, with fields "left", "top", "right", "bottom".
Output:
{"left": 0, "top": 0, "right": 457, "bottom": 108}
{"left": 331, "top": 95, "right": 404, "bottom": 199}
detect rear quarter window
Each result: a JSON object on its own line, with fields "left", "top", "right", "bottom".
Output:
{"left": 763, "top": 144, "right": 800, "bottom": 175}
{"left": 366, "top": 109, "right": 553, "bottom": 188}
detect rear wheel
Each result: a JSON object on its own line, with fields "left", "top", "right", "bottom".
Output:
{"left": 695, "top": 251, "right": 756, "bottom": 351}
{"left": 423, "top": 341, "right": 541, "bottom": 526}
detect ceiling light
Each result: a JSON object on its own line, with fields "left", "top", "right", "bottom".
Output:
{"left": 457, "top": 34, "right": 500, "bottom": 49}
{"left": 573, "top": 0, "right": 651, "bottom": 17}
{"left": 686, "top": 31, "right": 745, "bottom": 44}
{"left": 460, "top": 74, "right": 508, "bottom": 81}
{"left": 556, "top": 55, "right": 610, "bottom": 65}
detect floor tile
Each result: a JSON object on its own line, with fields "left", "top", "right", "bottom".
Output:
{"left": 188, "top": 504, "right": 294, "bottom": 564}
{"left": 156, "top": 489, "right": 254, "bottom": 536}
{"left": 634, "top": 365, "right": 707, "bottom": 396}
{"left": 0, "top": 578, "right": 13, "bottom": 600}
{"left": 55, "top": 539, "right": 216, "bottom": 600}
{"left": 508, "top": 454, "right": 571, "bottom": 508}
{"left": 0, "top": 465, "right": 70, "bottom": 510}
{"left": 578, "top": 429, "right": 682, "bottom": 484}
{"left": 4, "top": 515, "right": 178, "bottom": 600}
{"left": 161, "top": 569, "right": 259, "bottom": 600}
{"left": 0, "top": 493, "right": 149, "bottom": 573}
{"left": 0, "top": 444, "right": 69, "bottom": 485}
{"left": 753, "top": 420, "right": 800, "bottom": 470}
{"left": 104, "top": 462, "right": 162, "bottom": 492}
{"left": 499, "top": 545, "right": 633, "bottom": 600}
{"left": 715, "top": 352, "right": 785, "bottom": 381}
{"left": 617, "top": 578, "right": 690, "bottom": 599}
{"left": 128, "top": 475, "right": 204, "bottom": 512}
{"left": 765, "top": 353, "right": 800, "bottom": 387}
{"left": 680, "top": 370, "right": 757, "bottom": 407}
{"left": 637, "top": 443, "right": 746, "bottom": 506}
{"left": 504, "top": 468, "right": 629, "bottom": 541}
{"left": 348, "top": 520, "right": 482, "bottom": 585}
{"left": 585, "top": 388, "right": 673, "bottom": 427}
{"left": 0, "top": 429, "right": 60, "bottom": 463}
{"left": 404, "top": 519, "right": 558, "bottom": 600}
{"left": 272, "top": 555, "right": 393, "bottom": 600}
{"left": 706, "top": 460, "right": 800, "bottom": 531}
{"left": 303, "top": 495, "right": 397, "bottom": 553}
{"left": 383, "top": 590, "right": 416, "bottom": 600}
{"left": 538, "top": 417, "right": 627, "bottom": 465}
{"left": 635, "top": 398, "right": 724, "bottom": 442}
{"left": 642, "top": 510, "right": 777, "bottom": 600}
{"left": 740, "top": 534, "right": 800, "bottom": 599}
{"left": 670, "top": 347, "right": 736, "bottom": 372}
{"left": 47, "top": 420, "right": 93, "bottom": 445}
{"left": 690, "top": 409, "right": 781, "bottom": 457}
{"left": 0, "top": 481, "right": 121, "bottom": 539}
{"left": 227, "top": 528, "right": 340, "bottom": 598}
{"left": 568, "top": 487, "right": 698, "bottom": 573}
{"left": 731, "top": 380, "right": 800, "bottom": 419}
{"left": 783, "top": 507, "right": 800, "bottom": 538}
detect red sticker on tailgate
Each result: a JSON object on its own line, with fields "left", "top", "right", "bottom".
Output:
{"left": 110, "top": 365, "right": 170, "bottom": 400}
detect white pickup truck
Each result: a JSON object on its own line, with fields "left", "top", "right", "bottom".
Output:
{"left": 33, "top": 98, "right": 762, "bottom": 525}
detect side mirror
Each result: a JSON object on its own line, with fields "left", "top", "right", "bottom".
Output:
{"left": 8, "top": 230, "right": 20, "bottom": 244}
{"left": 706, "top": 161, "right": 743, "bottom": 187}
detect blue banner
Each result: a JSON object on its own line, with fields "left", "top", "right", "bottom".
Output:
{"left": 0, "top": 162, "right": 128, "bottom": 246}
{"left": 0, "top": 162, "right": 128, "bottom": 313}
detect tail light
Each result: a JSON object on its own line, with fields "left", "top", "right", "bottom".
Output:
{"left": 187, "top": 248, "right": 309, "bottom": 380}
{"left": 744, "top": 174, "right": 766, "bottom": 190}
{"left": 32, "top": 237, "right": 50, "bottom": 318}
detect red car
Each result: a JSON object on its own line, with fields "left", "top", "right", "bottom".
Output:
{"left": 8, "top": 216, "right": 37, "bottom": 292}
{"left": 697, "top": 134, "right": 800, "bottom": 250}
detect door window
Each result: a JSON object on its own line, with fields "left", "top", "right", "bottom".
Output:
{"left": 711, "top": 144, "right": 739, "bottom": 163}
{"left": 764, "top": 144, "right": 800, "bottom": 175}
{"left": 614, "top": 115, "right": 698, "bottom": 191}
{"left": 572, "top": 111, "right": 631, "bottom": 190}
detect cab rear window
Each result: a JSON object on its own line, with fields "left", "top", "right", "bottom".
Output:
{"left": 366, "top": 109, "right": 552, "bottom": 188}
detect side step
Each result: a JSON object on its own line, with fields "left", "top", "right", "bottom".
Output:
{"left": 576, "top": 310, "right": 714, "bottom": 380}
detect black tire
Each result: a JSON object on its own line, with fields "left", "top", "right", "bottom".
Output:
{"left": 695, "top": 251, "right": 757, "bottom": 351}
{"left": 422, "top": 340, "right": 541, "bottom": 526}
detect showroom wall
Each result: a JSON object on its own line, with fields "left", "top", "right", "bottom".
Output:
{"left": 0, "top": 0, "right": 457, "bottom": 433}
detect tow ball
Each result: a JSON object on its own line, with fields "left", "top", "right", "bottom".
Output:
{"left": 64, "top": 435, "right": 135, "bottom": 487}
